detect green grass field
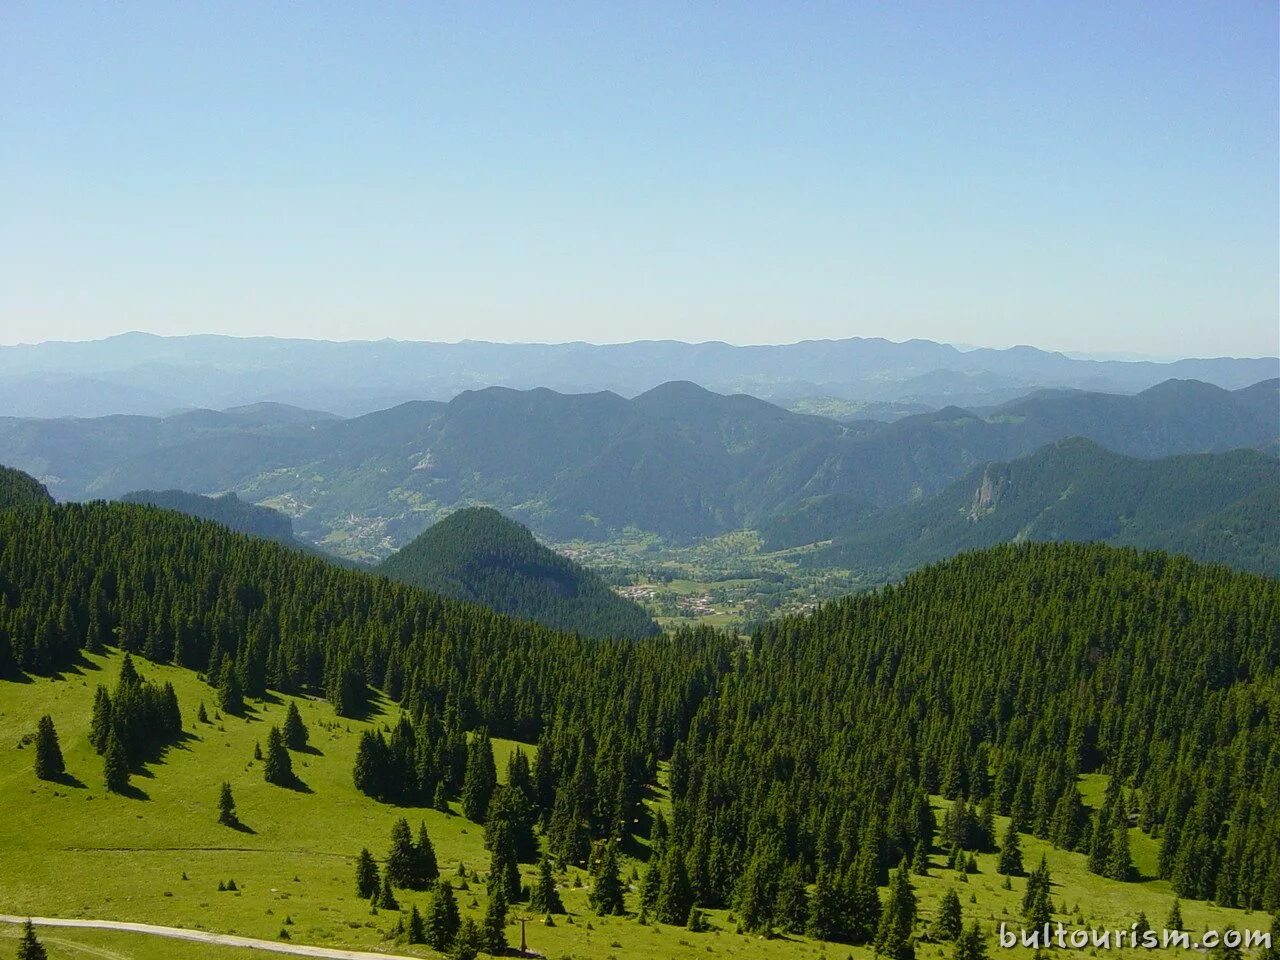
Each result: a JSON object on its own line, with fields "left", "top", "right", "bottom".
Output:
{"left": 0, "top": 651, "right": 1268, "bottom": 960}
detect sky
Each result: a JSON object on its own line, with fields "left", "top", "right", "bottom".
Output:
{"left": 1, "top": 2, "right": 1277, "bottom": 357}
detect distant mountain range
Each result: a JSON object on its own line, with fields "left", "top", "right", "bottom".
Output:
{"left": 377, "top": 507, "right": 658, "bottom": 640}
{"left": 0, "top": 377, "right": 1274, "bottom": 560}
{"left": 1, "top": 332, "right": 1275, "bottom": 417}
{"left": 767, "top": 439, "right": 1279, "bottom": 579}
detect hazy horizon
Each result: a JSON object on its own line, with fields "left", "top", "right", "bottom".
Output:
{"left": 4, "top": 3, "right": 1277, "bottom": 358}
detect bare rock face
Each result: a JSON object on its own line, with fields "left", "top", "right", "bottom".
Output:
{"left": 968, "top": 465, "right": 1009, "bottom": 522}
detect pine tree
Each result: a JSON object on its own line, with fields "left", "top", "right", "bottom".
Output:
{"left": 355, "top": 847, "right": 380, "bottom": 900}
{"left": 16, "top": 919, "right": 48, "bottom": 960}
{"left": 1021, "top": 855, "right": 1052, "bottom": 929}
{"left": 874, "top": 858, "right": 917, "bottom": 960}
{"left": 1166, "top": 899, "right": 1183, "bottom": 931}
{"left": 282, "top": 701, "right": 308, "bottom": 750}
{"left": 461, "top": 729, "right": 497, "bottom": 823}
{"left": 996, "top": 820, "right": 1023, "bottom": 876}
{"left": 425, "top": 882, "right": 462, "bottom": 951}
{"left": 589, "top": 841, "right": 625, "bottom": 916}
{"left": 413, "top": 820, "right": 440, "bottom": 888}
{"left": 379, "top": 873, "right": 399, "bottom": 911}
{"left": 263, "top": 726, "right": 293, "bottom": 786}
{"left": 406, "top": 904, "right": 425, "bottom": 944}
{"left": 953, "top": 922, "right": 988, "bottom": 960}
{"left": 655, "top": 841, "right": 693, "bottom": 925}
{"left": 481, "top": 884, "right": 508, "bottom": 953}
{"left": 640, "top": 853, "right": 663, "bottom": 916}
{"left": 33, "top": 715, "right": 64, "bottom": 781}
{"left": 776, "top": 863, "right": 809, "bottom": 935}
{"left": 217, "top": 660, "right": 243, "bottom": 715}
{"left": 687, "top": 906, "right": 709, "bottom": 932}
{"left": 433, "top": 780, "right": 451, "bottom": 814}
{"left": 1106, "top": 815, "right": 1133, "bottom": 881}
{"left": 103, "top": 731, "right": 129, "bottom": 793}
{"left": 937, "top": 888, "right": 963, "bottom": 941}
{"left": 217, "top": 781, "right": 237, "bottom": 826}
{"left": 386, "top": 818, "right": 415, "bottom": 888}
{"left": 529, "top": 854, "right": 564, "bottom": 914}
{"left": 452, "top": 917, "right": 482, "bottom": 960}
{"left": 807, "top": 865, "right": 847, "bottom": 943}
{"left": 90, "top": 685, "right": 113, "bottom": 753}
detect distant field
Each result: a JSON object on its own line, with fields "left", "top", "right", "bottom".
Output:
{"left": 0, "top": 651, "right": 1266, "bottom": 959}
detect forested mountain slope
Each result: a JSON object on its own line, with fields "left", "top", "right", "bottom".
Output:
{"left": 0, "top": 464, "right": 53, "bottom": 510}
{"left": 768, "top": 440, "right": 1280, "bottom": 579}
{"left": 118, "top": 489, "right": 307, "bottom": 550}
{"left": 377, "top": 507, "right": 658, "bottom": 639}
{"left": 666, "top": 543, "right": 1279, "bottom": 929}
{"left": 0, "top": 378, "right": 1274, "bottom": 559}
{"left": 0, "top": 500, "right": 1276, "bottom": 948}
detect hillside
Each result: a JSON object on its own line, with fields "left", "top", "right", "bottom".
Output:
{"left": 768, "top": 439, "right": 1280, "bottom": 579}
{"left": 118, "top": 489, "right": 305, "bottom": 549}
{"left": 0, "top": 505, "right": 1275, "bottom": 957}
{"left": 377, "top": 507, "right": 658, "bottom": 640}
{"left": 0, "top": 378, "right": 1275, "bottom": 559}
{"left": 0, "top": 463, "right": 53, "bottom": 510}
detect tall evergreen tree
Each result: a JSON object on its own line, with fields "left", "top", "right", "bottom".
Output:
{"left": 936, "top": 888, "right": 963, "bottom": 941}
{"left": 262, "top": 725, "right": 293, "bottom": 786}
{"left": 529, "top": 854, "right": 564, "bottom": 914}
{"left": 406, "top": 904, "right": 425, "bottom": 944}
{"left": 874, "top": 858, "right": 917, "bottom": 960}
{"left": 996, "top": 821, "right": 1023, "bottom": 876}
{"left": 33, "top": 715, "right": 64, "bottom": 781}
{"left": 461, "top": 729, "right": 497, "bottom": 823}
{"left": 655, "top": 841, "right": 694, "bottom": 925}
{"left": 953, "top": 922, "right": 988, "bottom": 960}
{"left": 89, "top": 685, "right": 113, "bottom": 753}
{"left": 282, "top": 701, "right": 308, "bottom": 750}
{"left": 589, "top": 841, "right": 626, "bottom": 916}
{"left": 385, "top": 818, "right": 415, "bottom": 888}
{"left": 217, "top": 781, "right": 237, "bottom": 826}
{"left": 103, "top": 731, "right": 129, "bottom": 793}
{"left": 414, "top": 821, "right": 440, "bottom": 888}
{"left": 16, "top": 919, "right": 47, "bottom": 960}
{"left": 425, "top": 882, "right": 461, "bottom": 951}
{"left": 481, "top": 885, "right": 509, "bottom": 953}
{"left": 1166, "top": 899, "right": 1183, "bottom": 931}
{"left": 355, "top": 848, "right": 380, "bottom": 900}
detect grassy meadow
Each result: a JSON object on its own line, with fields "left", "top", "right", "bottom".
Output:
{"left": 0, "top": 650, "right": 1268, "bottom": 960}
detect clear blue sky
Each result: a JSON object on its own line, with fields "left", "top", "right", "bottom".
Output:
{"left": 2, "top": 2, "right": 1276, "bottom": 357}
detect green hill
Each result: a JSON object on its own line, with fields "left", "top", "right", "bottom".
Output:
{"left": 0, "top": 500, "right": 1275, "bottom": 957}
{"left": 376, "top": 507, "right": 658, "bottom": 639}
{"left": 0, "top": 463, "right": 53, "bottom": 510}
{"left": 768, "top": 439, "right": 1280, "bottom": 580}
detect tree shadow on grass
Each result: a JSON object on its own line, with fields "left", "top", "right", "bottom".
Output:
{"left": 50, "top": 771, "right": 87, "bottom": 790}
{"left": 225, "top": 819, "right": 258, "bottom": 835}
{"left": 293, "top": 743, "right": 324, "bottom": 757}
{"left": 114, "top": 782, "right": 151, "bottom": 801}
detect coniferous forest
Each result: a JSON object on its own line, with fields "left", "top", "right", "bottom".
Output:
{"left": 0, "top": 495, "right": 1277, "bottom": 956}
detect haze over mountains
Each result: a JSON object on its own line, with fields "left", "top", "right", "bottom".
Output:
{"left": 1, "top": 332, "right": 1276, "bottom": 418}
{"left": 0, "top": 373, "right": 1275, "bottom": 566}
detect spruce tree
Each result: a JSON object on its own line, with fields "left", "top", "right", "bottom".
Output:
{"left": 655, "top": 841, "right": 693, "bottom": 925}
{"left": 452, "top": 917, "right": 482, "bottom": 960}
{"left": 874, "top": 858, "right": 917, "bottom": 960}
{"left": 461, "top": 729, "right": 497, "bottom": 823}
{"left": 639, "top": 853, "right": 663, "bottom": 915}
{"left": 425, "top": 882, "right": 462, "bottom": 951}
{"left": 776, "top": 863, "right": 810, "bottom": 935}
{"left": 529, "top": 854, "right": 564, "bottom": 914}
{"left": 1166, "top": 899, "right": 1183, "bottom": 931}
{"left": 262, "top": 726, "right": 293, "bottom": 786}
{"left": 1021, "top": 855, "right": 1052, "bottom": 929}
{"left": 355, "top": 847, "right": 380, "bottom": 900}
{"left": 414, "top": 820, "right": 440, "bottom": 888}
{"left": 16, "top": 919, "right": 47, "bottom": 960}
{"left": 996, "top": 820, "right": 1023, "bottom": 876}
{"left": 217, "top": 781, "right": 237, "bottom": 826}
{"left": 90, "top": 685, "right": 113, "bottom": 753}
{"left": 217, "top": 660, "right": 243, "bottom": 715}
{"left": 1106, "top": 815, "right": 1133, "bottom": 881}
{"left": 283, "top": 701, "right": 308, "bottom": 750}
{"left": 953, "top": 922, "right": 988, "bottom": 960}
{"left": 937, "top": 888, "right": 963, "bottom": 940}
{"left": 406, "top": 904, "right": 425, "bottom": 944}
{"left": 33, "top": 715, "right": 64, "bottom": 781}
{"left": 807, "top": 865, "right": 846, "bottom": 943}
{"left": 386, "top": 817, "right": 415, "bottom": 887}
{"left": 103, "top": 731, "right": 130, "bottom": 793}
{"left": 379, "top": 873, "right": 399, "bottom": 911}
{"left": 589, "top": 841, "right": 625, "bottom": 916}
{"left": 481, "top": 884, "right": 508, "bottom": 953}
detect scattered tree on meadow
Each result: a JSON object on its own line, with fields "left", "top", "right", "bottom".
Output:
{"left": 936, "top": 888, "right": 963, "bottom": 941}
{"left": 33, "top": 715, "right": 64, "bottom": 781}
{"left": 262, "top": 726, "right": 293, "bottom": 786}
{"left": 406, "top": 903, "right": 425, "bottom": 944}
{"left": 1166, "top": 899, "right": 1183, "bottom": 931}
{"left": 655, "top": 840, "right": 693, "bottom": 925}
{"left": 103, "top": 731, "right": 130, "bottom": 793}
{"left": 17, "top": 919, "right": 47, "bottom": 960}
{"left": 953, "top": 922, "right": 988, "bottom": 960}
{"left": 217, "top": 781, "right": 237, "bottom": 826}
{"left": 385, "top": 818, "right": 416, "bottom": 888}
{"left": 461, "top": 729, "right": 497, "bottom": 823}
{"left": 1021, "top": 855, "right": 1053, "bottom": 929}
{"left": 355, "top": 847, "right": 380, "bottom": 900}
{"left": 481, "top": 884, "right": 509, "bottom": 953}
{"left": 996, "top": 820, "right": 1023, "bottom": 876}
{"left": 589, "top": 841, "right": 625, "bottom": 916}
{"left": 529, "top": 854, "right": 563, "bottom": 914}
{"left": 283, "top": 701, "right": 309, "bottom": 750}
{"left": 425, "top": 882, "right": 461, "bottom": 951}
{"left": 874, "top": 858, "right": 917, "bottom": 960}
{"left": 452, "top": 917, "right": 482, "bottom": 960}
